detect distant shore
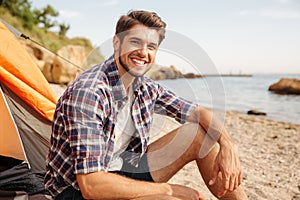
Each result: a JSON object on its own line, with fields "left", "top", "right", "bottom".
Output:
{"left": 203, "top": 74, "right": 253, "bottom": 77}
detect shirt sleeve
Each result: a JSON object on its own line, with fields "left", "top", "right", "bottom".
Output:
{"left": 154, "top": 83, "right": 198, "bottom": 124}
{"left": 61, "top": 87, "right": 110, "bottom": 174}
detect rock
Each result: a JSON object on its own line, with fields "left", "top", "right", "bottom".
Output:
{"left": 269, "top": 78, "right": 300, "bottom": 95}
{"left": 51, "top": 45, "right": 88, "bottom": 84}
{"left": 20, "top": 40, "right": 54, "bottom": 70}
{"left": 42, "top": 62, "right": 55, "bottom": 83}
{"left": 20, "top": 40, "right": 96, "bottom": 84}
{"left": 247, "top": 110, "right": 267, "bottom": 116}
{"left": 146, "top": 64, "right": 183, "bottom": 80}
{"left": 183, "top": 73, "right": 203, "bottom": 79}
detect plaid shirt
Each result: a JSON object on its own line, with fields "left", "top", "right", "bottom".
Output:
{"left": 44, "top": 55, "right": 197, "bottom": 197}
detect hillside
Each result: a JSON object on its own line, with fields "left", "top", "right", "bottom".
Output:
{"left": 0, "top": 6, "right": 94, "bottom": 53}
{"left": 1, "top": 3, "right": 104, "bottom": 84}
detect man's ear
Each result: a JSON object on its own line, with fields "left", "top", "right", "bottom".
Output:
{"left": 113, "top": 35, "right": 120, "bottom": 51}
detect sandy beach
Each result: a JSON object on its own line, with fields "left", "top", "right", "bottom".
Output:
{"left": 162, "top": 111, "right": 300, "bottom": 200}
{"left": 50, "top": 84, "right": 300, "bottom": 200}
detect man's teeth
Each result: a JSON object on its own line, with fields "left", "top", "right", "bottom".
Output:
{"left": 132, "top": 58, "right": 145, "bottom": 65}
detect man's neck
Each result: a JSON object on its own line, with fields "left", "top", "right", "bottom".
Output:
{"left": 120, "top": 73, "right": 135, "bottom": 94}
{"left": 114, "top": 54, "right": 137, "bottom": 93}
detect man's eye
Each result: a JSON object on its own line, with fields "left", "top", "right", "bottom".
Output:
{"left": 148, "top": 45, "right": 157, "bottom": 50}
{"left": 131, "top": 40, "right": 139, "bottom": 45}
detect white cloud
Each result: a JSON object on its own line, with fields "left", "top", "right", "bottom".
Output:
{"left": 59, "top": 10, "right": 81, "bottom": 19}
{"left": 238, "top": 10, "right": 250, "bottom": 16}
{"left": 97, "top": 0, "right": 119, "bottom": 7}
{"left": 274, "top": 0, "right": 290, "bottom": 4}
{"left": 238, "top": 9, "right": 300, "bottom": 19}
{"left": 261, "top": 9, "right": 300, "bottom": 19}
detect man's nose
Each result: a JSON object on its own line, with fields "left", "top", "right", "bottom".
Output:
{"left": 137, "top": 44, "right": 148, "bottom": 56}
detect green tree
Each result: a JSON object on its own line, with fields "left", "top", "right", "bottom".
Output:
{"left": 33, "top": 4, "right": 58, "bottom": 31}
{"left": 20, "top": 4, "right": 35, "bottom": 29}
{"left": 1, "top": 0, "right": 35, "bottom": 29}
{"left": 59, "top": 22, "right": 70, "bottom": 37}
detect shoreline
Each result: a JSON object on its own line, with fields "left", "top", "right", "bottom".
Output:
{"left": 225, "top": 108, "right": 300, "bottom": 126}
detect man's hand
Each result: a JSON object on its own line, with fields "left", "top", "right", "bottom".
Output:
{"left": 208, "top": 136, "right": 242, "bottom": 198}
{"left": 169, "top": 184, "right": 205, "bottom": 200}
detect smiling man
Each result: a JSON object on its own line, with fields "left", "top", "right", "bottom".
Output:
{"left": 114, "top": 24, "right": 159, "bottom": 77}
{"left": 44, "top": 10, "right": 248, "bottom": 200}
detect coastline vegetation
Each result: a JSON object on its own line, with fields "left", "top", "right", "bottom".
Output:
{"left": 0, "top": 0, "right": 94, "bottom": 52}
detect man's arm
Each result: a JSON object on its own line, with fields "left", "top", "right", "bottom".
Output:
{"left": 77, "top": 172, "right": 168, "bottom": 199}
{"left": 186, "top": 106, "right": 242, "bottom": 198}
{"left": 76, "top": 172, "right": 203, "bottom": 199}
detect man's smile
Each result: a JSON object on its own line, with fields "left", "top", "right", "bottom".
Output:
{"left": 130, "top": 57, "right": 148, "bottom": 67}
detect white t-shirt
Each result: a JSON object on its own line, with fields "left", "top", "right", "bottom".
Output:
{"left": 108, "top": 86, "right": 136, "bottom": 171}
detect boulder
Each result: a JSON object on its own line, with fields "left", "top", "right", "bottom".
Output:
{"left": 20, "top": 41, "right": 90, "bottom": 84}
{"left": 20, "top": 40, "right": 54, "bottom": 71}
{"left": 183, "top": 73, "right": 203, "bottom": 79}
{"left": 42, "top": 61, "right": 55, "bottom": 83}
{"left": 247, "top": 110, "right": 267, "bottom": 116}
{"left": 146, "top": 64, "right": 183, "bottom": 80}
{"left": 50, "top": 45, "right": 88, "bottom": 84}
{"left": 269, "top": 78, "right": 300, "bottom": 95}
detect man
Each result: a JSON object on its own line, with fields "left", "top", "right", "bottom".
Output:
{"left": 45, "top": 10, "right": 248, "bottom": 200}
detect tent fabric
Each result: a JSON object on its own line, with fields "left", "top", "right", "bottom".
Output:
{"left": 0, "top": 20, "right": 57, "bottom": 121}
{"left": 0, "top": 86, "right": 25, "bottom": 161}
{"left": 0, "top": 18, "right": 58, "bottom": 199}
{"left": 1, "top": 83, "right": 52, "bottom": 171}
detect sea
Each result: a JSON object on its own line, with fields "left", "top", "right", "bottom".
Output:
{"left": 158, "top": 74, "right": 300, "bottom": 125}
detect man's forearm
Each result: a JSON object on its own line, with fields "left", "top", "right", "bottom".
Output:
{"left": 77, "top": 171, "right": 171, "bottom": 199}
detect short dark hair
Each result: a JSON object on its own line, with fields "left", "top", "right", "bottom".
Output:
{"left": 115, "top": 10, "right": 166, "bottom": 45}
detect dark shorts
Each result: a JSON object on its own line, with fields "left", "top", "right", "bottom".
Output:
{"left": 55, "top": 154, "right": 153, "bottom": 200}
{"left": 111, "top": 152, "right": 154, "bottom": 182}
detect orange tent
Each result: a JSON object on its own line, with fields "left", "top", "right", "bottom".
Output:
{"left": 0, "top": 19, "right": 57, "bottom": 171}
{"left": 0, "top": 20, "right": 57, "bottom": 121}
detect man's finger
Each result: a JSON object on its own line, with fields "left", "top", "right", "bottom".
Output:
{"left": 218, "top": 174, "right": 229, "bottom": 197}
{"left": 233, "top": 174, "right": 239, "bottom": 190}
{"left": 238, "top": 170, "right": 243, "bottom": 186}
{"left": 209, "top": 163, "right": 219, "bottom": 185}
{"left": 229, "top": 175, "right": 236, "bottom": 192}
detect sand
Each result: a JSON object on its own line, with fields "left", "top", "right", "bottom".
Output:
{"left": 50, "top": 84, "right": 300, "bottom": 200}
{"left": 163, "top": 111, "right": 300, "bottom": 200}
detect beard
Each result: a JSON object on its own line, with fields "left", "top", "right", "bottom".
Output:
{"left": 118, "top": 51, "right": 151, "bottom": 78}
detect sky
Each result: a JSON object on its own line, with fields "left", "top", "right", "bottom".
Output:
{"left": 30, "top": 0, "right": 300, "bottom": 74}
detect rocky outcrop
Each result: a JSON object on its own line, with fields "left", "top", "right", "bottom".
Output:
{"left": 22, "top": 41, "right": 89, "bottom": 84}
{"left": 20, "top": 40, "right": 54, "bottom": 72}
{"left": 146, "top": 65, "right": 202, "bottom": 80}
{"left": 183, "top": 73, "right": 203, "bottom": 79}
{"left": 146, "top": 65, "right": 184, "bottom": 80}
{"left": 269, "top": 78, "right": 300, "bottom": 95}
{"left": 43, "top": 45, "right": 88, "bottom": 84}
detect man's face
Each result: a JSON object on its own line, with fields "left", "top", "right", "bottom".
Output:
{"left": 114, "top": 24, "right": 160, "bottom": 77}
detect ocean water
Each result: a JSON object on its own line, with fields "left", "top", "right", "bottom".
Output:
{"left": 158, "top": 74, "right": 300, "bottom": 124}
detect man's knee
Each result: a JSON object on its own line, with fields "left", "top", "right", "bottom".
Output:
{"left": 180, "top": 123, "right": 208, "bottom": 157}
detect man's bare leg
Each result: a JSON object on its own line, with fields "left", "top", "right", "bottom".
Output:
{"left": 147, "top": 123, "right": 248, "bottom": 199}
{"left": 132, "top": 195, "right": 181, "bottom": 200}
